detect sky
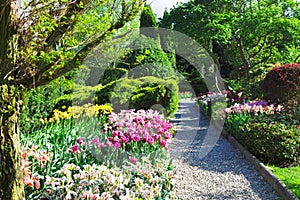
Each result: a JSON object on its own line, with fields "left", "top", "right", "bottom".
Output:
{"left": 146, "top": 0, "right": 190, "bottom": 19}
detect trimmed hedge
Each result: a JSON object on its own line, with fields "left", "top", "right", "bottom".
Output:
{"left": 130, "top": 78, "right": 178, "bottom": 116}
{"left": 225, "top": 108, "right": 300, "bottom": 167}
{"left": 261, "top": 63, "right": 300, "bottom": 104}
{"left": 98, "top": 68, "right": 128, "bottom": 86}
{"left": 54, "top": 85, "right": 103, "bottom": 110}
{"left": 231, "top": 119, "right": 300, "bottom": 167}
{"left": 55, "top": 76, "right": 179, "bottom": 116}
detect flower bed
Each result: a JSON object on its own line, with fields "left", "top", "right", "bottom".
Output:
{"left": 198, "top": 91, "right": 300, "bottom": 197}
{"left": 21, "top": 104, "right": 176, "bottom": 199}
{"left": 224, "top": 101, "right": 299, "bottom": 167}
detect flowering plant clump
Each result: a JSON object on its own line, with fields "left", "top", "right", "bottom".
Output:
{"left": 224, "top": 100, "right": 284, "bottom": 115}
{"left": 85, "top": 109, "right": 174, "bottom": 166}
{"left": 49, "top": 103, "right": 113, "bottom": 123}
{"left": 224, "top": 100, "right": 284, "bottom": 132}
{"left": 105, "top": 110, "right": 172, "bottom": 150}
{"left": 198, "top": 90, "right": 229, "bottom": 103}
{"left": 224, "top": 98, "right": 300, "bottom": 166}
{"left": 21, "top": 107, "right": 177, "bottom": 199}
{"left": 21, "top": 146, "right": 51, "bottom": 195}
{"left": 40, "top": 159, "right": 176, "bottom": 200}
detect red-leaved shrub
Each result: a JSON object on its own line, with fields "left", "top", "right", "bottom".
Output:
{"left": 261, "top": 63, "right": 300, "bottom": 104}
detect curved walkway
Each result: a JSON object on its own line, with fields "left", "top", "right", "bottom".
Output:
{"left": 169, "top": 99, "right": 281, "bottom": 200}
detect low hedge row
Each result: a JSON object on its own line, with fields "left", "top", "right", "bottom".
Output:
{"left": 228, "top": 120, "right": 300, "bottom": 167}
{"left": 225, "top": 110, "right": 300, "bottom": 167}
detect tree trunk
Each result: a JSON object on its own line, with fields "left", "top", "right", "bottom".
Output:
{"left": 236, "top": 36, "right": 251, "bottom": 88}
{"left": 0, "top": 84, "right": 25, "bottom": 200}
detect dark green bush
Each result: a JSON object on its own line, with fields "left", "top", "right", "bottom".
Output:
{"left": 233, "top": 119, "right": 300, "bottom": 167}
{"left": 98, "top": 68, "right": 128, "bottom": 86}
{"left": 261, "top": 63, "right": 300, "bottom": 104}
{"left": 226, "top": 108, "right": 300, "bottom": 167}
{"left": 175, "top": 55, "right": 208, "bottom": 95}
{"left": 140, "top": 4, "right": 158, "bottom": 39}
{"left": 130, "top": 78, "right": 179, "bottom": 116}
{"left": 118, "top": 47, "right": 176, "bottom": 79}
{"left": 55, "top": 85, "right": 103, "bottom": 110}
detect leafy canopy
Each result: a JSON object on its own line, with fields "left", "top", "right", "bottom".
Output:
{"left": 0, "top": 0, "right": 144, "bottom": 88}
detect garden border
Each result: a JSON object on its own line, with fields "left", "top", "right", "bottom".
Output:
{"left": 212, "top": 121, "right": 299, "bottom": 200}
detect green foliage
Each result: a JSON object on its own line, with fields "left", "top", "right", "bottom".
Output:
{"left": 176, "top": 56, "right": 208, "bottom": 95}
{"left": 224, "top": 64, "right": 274, "bottom": 99}
{"left": 55, "top": 84, "right": 104, "bottom": 110}
{"left": 140, "top": 4, "right": 158, "bottom": 39}
{"left": 95, "top": 78, "right": 140, "bottom": 107}
{"left": 243, "top": 65, "right": 273, "bottom": 99}
{"left": 140, "top": 4, "right": 157, "bottom": 28}
{"left": 130, "top": 79, "right": 179, "bottom": 116}
{"left": 116, "top": 8, "right": 176, "bottom": 80}
{"left": 236, "top": 119, "right": 299, "bottom": 167}
{"left": 98, "top": 68, "right": 128, "bottom": 86}
{"left": 268, "top": 165, "right": 300, "bottom": 198}
{"left": 225, "top": 106, "right": 300, "bottom": 167}
{"left": 1, "top": 0, "right": 144, "bottom": 88}
{"left": 55, "top": 77, "right": 179, "bottom": 117}
{"left": 117, "top": 37, "right": 176, "bottom": 79}
{"left": 160, "top": 0, "right": 300, "bottom": 94}
{"left": 21, "top": 82, "right": 61, "bottom": 133}
{"left": 261, "top": 63, "right": 300, "bottom": 104}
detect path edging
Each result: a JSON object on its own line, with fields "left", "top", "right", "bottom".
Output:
{"left": 213, "top": 122, "right": 299, "bottom": 200}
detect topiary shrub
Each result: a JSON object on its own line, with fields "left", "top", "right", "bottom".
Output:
{"left": 130, "top": 78, "right": 178, "bottom": 116}
{"left": 261, "top": 63, "right": 300, "bottom": 104}
{"left": 104, "top": 77, "right": 178, "bottom": 116}
{"left": 54, "top": 85, "right": 103, "bottom": 110}
{"left": 98, "top": 68, "right": 128, "bottom": 86}
{"left": 55, "top": 77, "right": 179, "bottom": 117}
{"left": 95, "top": 78, "right": 141, "bottom": 110}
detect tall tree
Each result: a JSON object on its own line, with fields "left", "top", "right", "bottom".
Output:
{"left": 160, "top": 0, "right": 300, "bottom": 89}
{"left": 117, "top": 4, "right": 176, "bottom": 78}
{"left": 0, "top": 0, "right": 144, "bottom": 199}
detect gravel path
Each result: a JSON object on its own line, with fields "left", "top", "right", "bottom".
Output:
{"left": 169, "top": 99, "right": 281, "bottom": 200}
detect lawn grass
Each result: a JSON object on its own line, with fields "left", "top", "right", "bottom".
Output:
{"left": 268, "top": 165, "right": 300, "bottom": 198}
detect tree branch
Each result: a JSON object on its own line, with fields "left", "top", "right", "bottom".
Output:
{"left": 34, "top": 0, "right": 89, "bottom": 74}
{"left": 45, "top": 0, "right": 89, "bottom": 49}
{"left": 34, "top": 21, "right": 127, "bottom": 87}
{"left": 252, "top": 46, "right": 273, "bottom": 66}
{"left": 25, "top": 0, "right": 144, "bottom": 87}
{"left": 249, "top": 35, "right": 267, "bottom": 59}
